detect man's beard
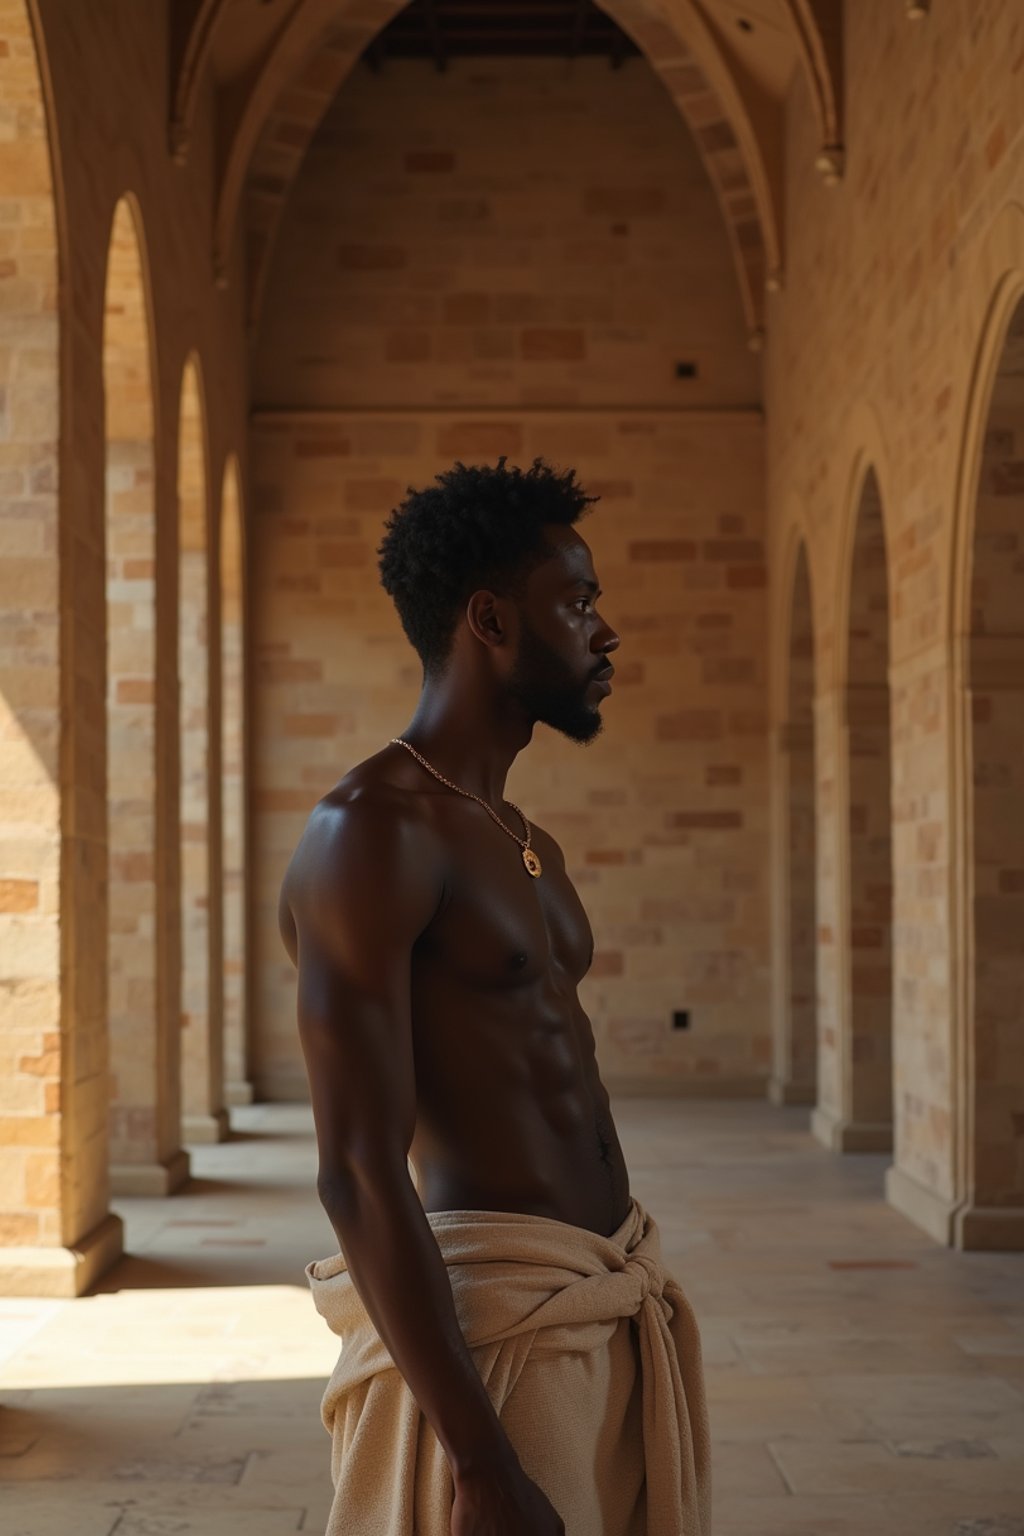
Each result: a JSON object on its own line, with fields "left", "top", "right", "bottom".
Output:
{"left": 505, "top": 618, "right": 604, "bottom": 745}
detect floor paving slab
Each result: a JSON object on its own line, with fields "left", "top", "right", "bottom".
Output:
{"left": 0, "top": 1098, "right": 1021, "bottom": 1534}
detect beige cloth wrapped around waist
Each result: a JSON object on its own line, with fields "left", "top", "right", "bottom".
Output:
{"left": 306, "top": 1197, "right": 711, "bottom": 1536}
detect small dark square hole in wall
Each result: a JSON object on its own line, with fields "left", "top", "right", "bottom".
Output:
{"left": 672, "top": 1010, "right": 691, "bottom": 1031}
{"left": 675, "top": 360, "right": 698, "bottom": 379}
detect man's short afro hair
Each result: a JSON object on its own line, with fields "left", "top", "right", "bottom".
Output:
{"left": 377, "top": 457, "right": 597, "bottom": 673}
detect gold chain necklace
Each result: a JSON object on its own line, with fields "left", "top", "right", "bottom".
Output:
{"left": 390, "top": 738, "right": 543, "bottom": 878}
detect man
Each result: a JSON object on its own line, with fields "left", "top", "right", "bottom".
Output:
{"left": 279, "top": 459, "right": 710, "bottom": 1536}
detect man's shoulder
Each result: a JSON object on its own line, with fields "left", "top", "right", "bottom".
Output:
{"left": 284, "top": 749, "right": 441, "bottom": 909}
{"left": 317, "top": 749, "right": 416, "bottom": 817}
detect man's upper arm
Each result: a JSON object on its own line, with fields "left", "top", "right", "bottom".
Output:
{"left": 286, "top": 794, "right": 443, "bottom": 1188}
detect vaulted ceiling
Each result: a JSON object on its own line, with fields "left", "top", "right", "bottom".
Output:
{"left": 169, "top": 0, "right": 844, "bottom": 343}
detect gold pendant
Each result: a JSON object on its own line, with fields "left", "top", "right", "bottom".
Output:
{"left": 522, "top": 847, "right": 542, "bottom": 878}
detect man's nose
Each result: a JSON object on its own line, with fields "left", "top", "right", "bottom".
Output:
{"left": 596, "top": 625, "right": 620, "bottom": 655}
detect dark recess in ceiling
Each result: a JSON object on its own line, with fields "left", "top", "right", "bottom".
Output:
{"left": 361, "top": 0, "right": 642, "bottom": 71}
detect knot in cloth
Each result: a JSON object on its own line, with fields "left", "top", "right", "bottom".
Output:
{"left": 625, "top": 1249, "right": 665, "bottom": 1305}
{"left": 307, "top": 1197, "right": 712, "bottom": 1536}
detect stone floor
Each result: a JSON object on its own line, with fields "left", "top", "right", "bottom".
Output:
{"left": 1, "top": 1098, "right": 1023, "bottom": 1535}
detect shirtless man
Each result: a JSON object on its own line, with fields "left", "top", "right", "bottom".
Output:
{"left": 279, "top": 459, "right": 708, "bottom": 1536}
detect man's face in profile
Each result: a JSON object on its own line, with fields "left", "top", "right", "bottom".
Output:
{"left": 504, "top": 526, "right": 615, "bottom": 745}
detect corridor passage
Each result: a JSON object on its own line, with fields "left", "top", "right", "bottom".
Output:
{"left": 1, "top": 1098, "right": 1022, "bottom": 1536}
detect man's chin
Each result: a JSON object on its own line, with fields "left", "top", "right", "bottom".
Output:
{"left": 538, "top": 705, "right": 604, "bottom": 745}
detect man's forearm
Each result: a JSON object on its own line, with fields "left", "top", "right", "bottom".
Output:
{"left": 320, "top": 1157, "right": 519, "bottom": 1479}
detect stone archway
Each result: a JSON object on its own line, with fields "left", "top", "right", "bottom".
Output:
{"left": 771, "top": 540, "right": 817, "bottom": 1106}
{"left": 0, "top": 1, "right": 124, "bottom": 1291}
{"left": 842, "top": 467, "right": 894, "bottom": 1151}
{"left": 220, "top": 455, "right": 250, "bottom": 1107}
{"left": 960, "top": 294, "right": 1024, "bottom": 1247}
{"left": 178, "top": 356, "right": 227, "bottom": 1145}
{"left": 104, "top": 197, "right": 188, "bottom": 1196}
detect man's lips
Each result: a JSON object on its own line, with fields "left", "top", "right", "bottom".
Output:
{"left": 591, "top": 664, "right": 615, "bottom": 694}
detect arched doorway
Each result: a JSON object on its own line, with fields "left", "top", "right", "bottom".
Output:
{"left": 104, "top": 198, "right": 187, "bottom": 1194}
{"left": 961, "top": 294, "right": 1024, "bottom": 1245}
{"left": 220, "top": 456, "right": 250, "bottom": 1106}
{"left": 772, "top": 541, "right": 818, "bottom": 1106}
{"left": 842, "top": 468, "right": 894, "bottom": 1150}
{"left": 178, "top": 357, "right": 226, "bottom": 1144}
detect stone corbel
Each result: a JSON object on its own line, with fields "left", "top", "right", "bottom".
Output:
{"left": 814, "top": 144, "right": 845, "bottom": 185}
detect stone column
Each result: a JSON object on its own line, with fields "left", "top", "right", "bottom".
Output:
{"left": 768, "top": 720, "right": 818, "bottom": 1106}
{"left": 0, "top": 5, "right": 122, "bottom": 1292}
{"left": 809, "top": 687, "right": 847, "bottom": 1147}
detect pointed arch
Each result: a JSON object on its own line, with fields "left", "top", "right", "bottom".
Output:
{"left": 947, "top": 205, "right": 1024, "bottom": 1248}
{"left": 832, "top": 416, "right": 897, "bottom": 697}
{"left": 834, "top": 463, "right": 895, "bottom": 1150}
{"left": 781, "top": 0, "right": 844, "bottom": 177}
{"left": 216, "top": 0, "right": 777, "bottom": 339}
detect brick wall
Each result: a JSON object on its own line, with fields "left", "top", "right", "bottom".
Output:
{"left": 0, "top": 0, "right": 250, "bottom": 1285}
{"left": 845, "top": 470, "right": 893, "bottom": 1137}
{"left": 766, "top": 0, "right": 1024, "bottom": 1232}
{"left": 252, "top": 410, "right": 768, "bottom": 1098}
{"left": 253, "top": 56, "right": 760, "bottom": 412}
{"left": 105, "top": 198, "right": 160, "bottom": 1173}
{"left": 4, "top": 0, "right": 1021, "bottom": 1283}
{"left": 969, "top": 302, "right": 1024, "bottom": 1213}
{"left": 250, "top": 52, "right": 769, "bottom": 1100}
{"left": 178, "top": 359, "right": 220, "bottom": 1139}
{"left": 780, "top": 543, "right": 816, "bottom": 1101}
{"left": 0, "top": 0, "right": 63, "bottom": 1254}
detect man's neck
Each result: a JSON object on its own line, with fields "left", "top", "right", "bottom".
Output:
{"left": 401, "top": 679, "right": 533, "bottom": 806}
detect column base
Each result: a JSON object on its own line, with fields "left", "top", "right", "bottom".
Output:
{"left": 886, "top": 1163, "right": 957, "bottom": 1245}
{"left": 954, "top": 1201, "right": 1024, "bottom": 1252}
{"left": 110, "top": 1148, "right": 191, "bottom": 1198}
{"left": 886, "top": 1166, "right": 1024, "bottom": 1250}
{"left": 224, "top": 1079, "right": 254, "bottom": 1107}
{"left": 812, "top": 1105, "right": 893, "bottom": 1152}
{"left": 182, "top": 1108, "right": 230, "bottom": 1145}
{"left": 767, "top": 1076, "right": 817, "bottom": 1107}
{"left": 0, "top": 1212, "right": 124, "bottom": 1298}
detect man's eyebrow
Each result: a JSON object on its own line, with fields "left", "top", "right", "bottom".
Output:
{"left": 566, "top": 576, "right": 601, "bottom": 594}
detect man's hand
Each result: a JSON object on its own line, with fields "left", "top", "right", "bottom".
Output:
{"left": 451, "top": 1463, "right": 565, "bottom": 1535}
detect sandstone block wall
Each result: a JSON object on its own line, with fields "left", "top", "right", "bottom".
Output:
{"left": 252, "top": 409, "right": 769, "bottom": 1098}
{"left": 0, "top": 0, "right": 250, "bottom": 1287}
{"left": 767, "top": 0, "right": 1024, "bottom": 1239}
{"left": 4, "top": 0, "right": 1024, "bottom": 1288}
{"left": 253, "top": 56, "right": 760, "bottom": 411}
{"left": 250, "top": 53, "right": 770, "bottom": 1100}
{"left": 0, "top": 0, "right": 65, "bottom": 1258}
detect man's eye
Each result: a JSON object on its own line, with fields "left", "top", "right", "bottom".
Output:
{"left": 575, "top": 598, "right": 592, "bottom": 612}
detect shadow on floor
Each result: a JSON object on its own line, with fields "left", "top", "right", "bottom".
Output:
{"left": 0, "top": 1377, "right": 335, "bottom": 1532}
{"left": 89, "top": 1254, "right": 317, "bottom": 1293}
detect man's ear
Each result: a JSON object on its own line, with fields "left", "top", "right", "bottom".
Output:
{"left": 465, "top": 589, "right": 508, "bottom": 649}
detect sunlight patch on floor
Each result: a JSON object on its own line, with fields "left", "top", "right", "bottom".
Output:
{"left": 1, "top": 1284, "right": 333, "bottom": 1389}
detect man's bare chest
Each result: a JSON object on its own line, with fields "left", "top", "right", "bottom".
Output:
{"left": 414, "top": 825, "right": 594, "bottom": 994}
